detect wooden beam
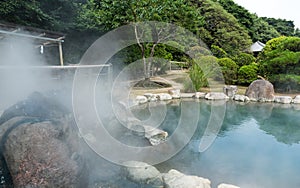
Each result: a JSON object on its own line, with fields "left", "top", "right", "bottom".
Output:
{"left": 0, "top": 29, "right": 64, "bottom": 42}
{"left": 58, "top": 42, "right": 64, "bottom": 66}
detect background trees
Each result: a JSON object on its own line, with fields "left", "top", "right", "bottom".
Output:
{"left": 0, "top": 0, "right": 299, "bottom": 90}
{"left": 194, "top": 0, "right": 252, "bottom": 55}
{"left": 78, "top": 0, "right": 204, "bottom": 79}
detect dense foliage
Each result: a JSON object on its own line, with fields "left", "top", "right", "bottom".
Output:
{"left": 259, "top": 36, "right": 300, "bottom": 91}
{"left": 0, "top": 0, "right": 299, "bottom": 90}
{"left": 194, "top": 0, "right": 252, "bottom": 55}
{"left": 238, "top": 63, "right": 258, "bottom": 85}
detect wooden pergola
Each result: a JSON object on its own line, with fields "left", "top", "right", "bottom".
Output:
{"left": 0, "top": 22, "right": 65, "bottom": 66}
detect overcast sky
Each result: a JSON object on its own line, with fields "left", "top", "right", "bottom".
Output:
{"left": 233, "top": 0, "right": 300, "bottom": 29}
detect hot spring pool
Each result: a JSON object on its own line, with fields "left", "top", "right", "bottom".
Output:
{"left": 1, "top": 98, "right": 300, "bottom": 188}
{"left": 133, "top": 100, "right": 300, "bottom": 188}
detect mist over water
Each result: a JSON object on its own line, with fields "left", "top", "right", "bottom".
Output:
{"left": 0, "top": 36, "right": 72, "bottom": 110}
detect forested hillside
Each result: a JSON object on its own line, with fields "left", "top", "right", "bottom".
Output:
{"left": 0, "top": 0, "right": 299, "bottom": 91}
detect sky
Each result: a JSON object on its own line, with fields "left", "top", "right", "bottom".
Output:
{"left": 233, "top": 0, "right": 300, "bottom": 29}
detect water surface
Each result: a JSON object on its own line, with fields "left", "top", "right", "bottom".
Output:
{"left": 144, "top": 100, "right": 300, "bottom": 188}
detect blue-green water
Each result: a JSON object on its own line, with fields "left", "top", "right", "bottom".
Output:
{"left": 137, "top": 100, "right": 300, "bottom": 188}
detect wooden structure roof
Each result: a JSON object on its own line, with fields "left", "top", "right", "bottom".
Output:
{"left": 250, "top": 41, "right": 266, "bottom": 52}
{"left": 0, "top": 22, "right": 65, "bottom": 65}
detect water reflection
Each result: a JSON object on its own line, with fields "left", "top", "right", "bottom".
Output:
{"left": 131, "top": 100, "right": 300, "bottom": 188}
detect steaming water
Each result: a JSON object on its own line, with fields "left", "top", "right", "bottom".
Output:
{"left": 134, "top": 100, "right": 300, "bottom": 188}
{"left": 1, "top": 36, "right": 299, "bottom": 187}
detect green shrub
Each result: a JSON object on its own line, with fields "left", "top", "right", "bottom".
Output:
{"left": 188, "top": 45, "right": 211, "bottom": 58}
{"left": 270, "top": 74, "right": 300, "bottom": 92}
{"left": 217, "top": 58, "right": 238, "bottom": 84}
{"left": 211, "top": 45, "right": 228, "bottom": 58}
{"left": 238, "top": 63, "right": 258, "bottom": 85}
{"left": 189, "top": 56, "right": 219, "bottom": 91}
{"left": 233, "top": 52, "right": 256, "bottom": 67}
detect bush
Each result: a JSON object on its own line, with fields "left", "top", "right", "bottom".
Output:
{"left": 217, "top": 58, "right": 238, "bottom": 84}
{"left": 189, "top": 62, "right": 208, "bottom": 91}
{"left": 189, "top": 56, "right": 219, "bottom": 91}
{"left": 211, "top": 45, "right": 227, "bottom": 58}
{"left": 258, "top": 36, "right": 300, "bottom": 91}
{"left": 238, "top": 63, "right": 258, "bottom": 85}
{"left": 270, "top": 74, "right": 300, "bottom": 92}
{"left": 188, "top": 45, "right": 211, "bottom": 58}
{"left": 233, "top": 52, "right": 256, "bottom": 67}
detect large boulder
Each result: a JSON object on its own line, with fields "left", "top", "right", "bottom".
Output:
{"left": 121, "top": 161, "right": 163, "bottom": 187}
{"left": 245, "top": 79, "right": 275, "bottom": 102}
{"left": 163, "top": 169, "right": 211, "bottom": 188}
{"left": 0, "top": 92, "right": 86, "bottom": 187}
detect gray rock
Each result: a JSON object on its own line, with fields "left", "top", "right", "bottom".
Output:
{"left": 163, "top": 169, "right": 211, "bottom": 188}
{"left": 168, "top": 89, "right": 181, "bottom": 99}
{"left": 205, "top": 92, "right": 229, "bottom": 100}
{"left": 194, "top": 92, "right": 206, "bottom": 99}
{"left": 218, "top": 183, "right": 240, "bottom": 188}
{"left": 136, "top": 95, "right": 148, "bottom": 104}
{"left": 144, "top": 125, "right": 168, "bottom": 146}
{"left": 274, "top": 96, "right": 292, "bottom": 104}
{"left": 245, "top": 79, "right": 275, "bottom": 102}
{"left": 144, "top": 93, "right": 155, "bottom": 98}
{"left": 143, "top": 93, "right": 158, "bottom": 102}
{"left": 223, "top": 85, "right": 238, "bottom": 98}
{"left": 157, "top": 93, "right": 173, "bottom": 101}
{"left": 121, "top": 161, "right": 163, "bottom": 187}
{"left": 292, "top": 95, "right": 300, "bottom": 104}
{"left": 233, "top": 94, "right": 250, "bottom": 102}
{"left": 180, "top": 93, "right": 195, "bottom": 98}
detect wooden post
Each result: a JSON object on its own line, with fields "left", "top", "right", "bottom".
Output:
{"left": 58, "top": 42, "right": 64, "bottom": 66}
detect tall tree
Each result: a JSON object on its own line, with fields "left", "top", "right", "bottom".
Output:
{"left": 193, "top": 0, "right": 252, "bottom": 55}
{"left": 78, "top": 0, "right": 204, "bottom": 79}
{"left": 262, "top": 17, "right": 296, "bottom": 37}
{"left": 0, "top": 0, "right": 77, "bottom": 31}
{"left": 251, "top": 17, "right": 281, "bottom": 43}
{"left": 215, "top": 0, "right": 255, "bottom": 38}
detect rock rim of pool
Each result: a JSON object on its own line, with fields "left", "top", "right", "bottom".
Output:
{"left": 121, "top": 160, "right": 241, "bottom": 188}
{"left": 135, "top": 91, "right": 300, "bottom": 105}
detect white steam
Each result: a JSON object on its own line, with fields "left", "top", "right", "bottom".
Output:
{"left": 0, "top": 36, "right": 65, "bottom": 110}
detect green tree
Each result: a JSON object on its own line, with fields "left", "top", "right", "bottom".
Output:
{"left": 251, "top": 17, "right": 281, "bottom": 43}
{"left": 78, "top": 0, "right": 204, "bottom": 80}
{"left": 194, "top": 0, "right": 252, "bottom": 55}
{"left": 262, "top": 17, "right": 296, "bottom": 37}
{"left": 259, "top": 36, "right": 300, "bottom": 91}
{"left": 0, "top": 0, "right": 77, "bottom": 31}
{"left": 216, "top": 0, "right": 256, "bottom": 39}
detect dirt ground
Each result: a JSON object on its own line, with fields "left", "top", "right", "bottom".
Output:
{"left": 131, "top": 70, "right": 300, "bottom": 98}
